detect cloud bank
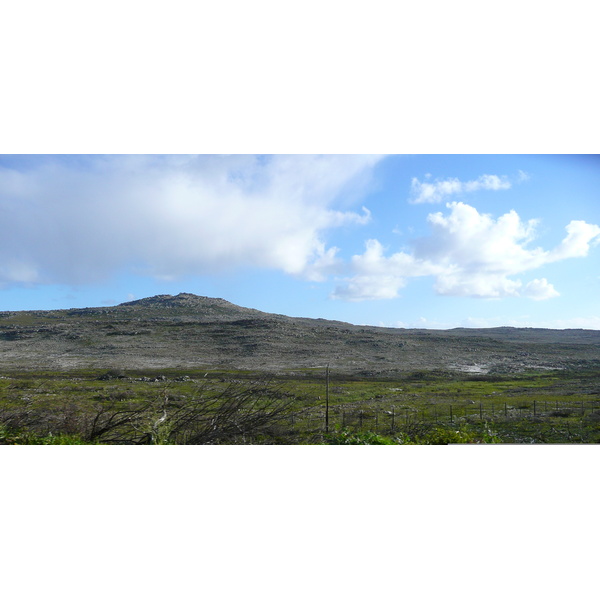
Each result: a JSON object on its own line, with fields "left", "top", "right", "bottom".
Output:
{"left": 0, "top": 155, "right": 382, "bottom": 287}
{"left": 333, "top": 201, "right": 600, "bottom": 301}
{"left": 3, "top": 158, "right": 598, "bottom": 308}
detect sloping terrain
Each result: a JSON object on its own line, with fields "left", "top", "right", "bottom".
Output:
{"left": 0, "top": 292, "right": 599, "bottom": 374}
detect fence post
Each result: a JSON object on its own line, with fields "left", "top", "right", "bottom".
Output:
{"left": 504, "top": 403, "right": 507, "bottom": 418}
{"left": 450, "top": 405, "right": 453, "bottom": 423}
{"left": 479, "top": 402, "right": 483, "bottom": 420}
{"left": 391, "top": 408, "right": 395, "bottom": 431}
{"left": 325, "top": 363, "right": 330, "bottom": 434}
{"left": 533, "top": 399, "right": 536, "bottom": 417}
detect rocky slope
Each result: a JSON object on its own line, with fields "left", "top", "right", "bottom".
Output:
{"left": 1, "top": 293, "right": 599, "bottom": 375}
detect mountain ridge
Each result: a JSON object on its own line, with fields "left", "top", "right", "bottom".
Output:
{"left": 0, "top": 293, "right": 599, "bottom": 374}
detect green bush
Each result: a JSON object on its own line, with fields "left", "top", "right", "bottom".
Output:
{"left": 324, "top": 427, "right": 397, "bottom": 445}
{"left": 0, "top": 424, "right": 87, "bottom": 445}
{"left": 413, "top": 423, "right": 501, "bottom": 444}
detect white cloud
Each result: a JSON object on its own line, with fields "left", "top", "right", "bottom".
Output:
{"left": 548, "top": 220, "right": 600, "bottom": 260}
{"left": 332, "top": 202, "right": 600, "bottom": 301}
{"left": 0, "top": 155, "right": 382, "bottom": 287}
{"left": 300, "top": 245, "right": 343, "bottom": 283}
{"left": 433, "top": 271, "right": 523, "bottom": 299}
{"left": 522, "top": 278, "right": 560, "bottom": 301}
{"left": 409, "top": 173, "right": 512, "bottom": 204}
{"left": 422, "top": 202, "right": 542, "bottom": 268}
{"left": 331, "top": 273, "right": 405, "bottom": 301}
{"left": 331, "top": 239, "right": 441, "bottom": 301}
{"left": 0, "top": 260, "right": 39, "bottom": 285}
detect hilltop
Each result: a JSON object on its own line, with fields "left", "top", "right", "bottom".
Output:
{"left": 0, "top": 293, "right": 599, "bottom": 374}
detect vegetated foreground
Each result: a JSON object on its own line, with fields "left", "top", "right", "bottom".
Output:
{"left": 1, "top": 293, "right": 600, "bottom": 444}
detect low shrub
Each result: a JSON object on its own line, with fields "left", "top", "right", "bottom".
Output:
{"left": 411, "top": 423, "right": 501, "bottom": 444}
{"left": 0, "top": 424, "right": 87, "bottom": 445}
{"left": 324, "top": 428, "right": 397, "bottom": 445}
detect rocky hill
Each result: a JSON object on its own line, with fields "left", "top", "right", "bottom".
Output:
{"left": 1, "top": 292, "right": 599, "bottom": 375}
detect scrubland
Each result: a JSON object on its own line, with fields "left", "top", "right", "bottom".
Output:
{"left": 1, "top": 294, "right": 599, "bottom": 444}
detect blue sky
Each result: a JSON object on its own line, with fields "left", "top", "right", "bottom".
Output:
{"left": 1, "top": 154, "right": 599, "bottom": 329}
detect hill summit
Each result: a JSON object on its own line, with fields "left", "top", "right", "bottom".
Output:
{"left": 119, "top": 292, "right": 231, "bottom": 308}
{"left": 115, "top": 292, "right": 273, "bottom": 322}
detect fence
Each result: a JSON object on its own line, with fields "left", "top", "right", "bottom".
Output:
{"left": 294, "top": 397, "right": 600, "bottom": 434}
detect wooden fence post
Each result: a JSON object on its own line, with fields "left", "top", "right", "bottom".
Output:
{"left": 325, "top": 363, "right": 330, "bottom": 434}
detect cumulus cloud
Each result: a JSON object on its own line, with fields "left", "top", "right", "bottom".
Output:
{"left": 332, "top": 202, "right": 600, "bottom": 301}
{"left": 0, "top": 155, "right": 382, "bottom": 287}
{"left": 409, "top": 173, "right": 512, "bottom": 204}
{"left": 548, "top": 220, "right": 600, "bottom": 260}
{"left": 331, "top": 238, "right": 444, "bottom": 301}
{"left": 522, "top": 278, "right": 560, "bottom": 301}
